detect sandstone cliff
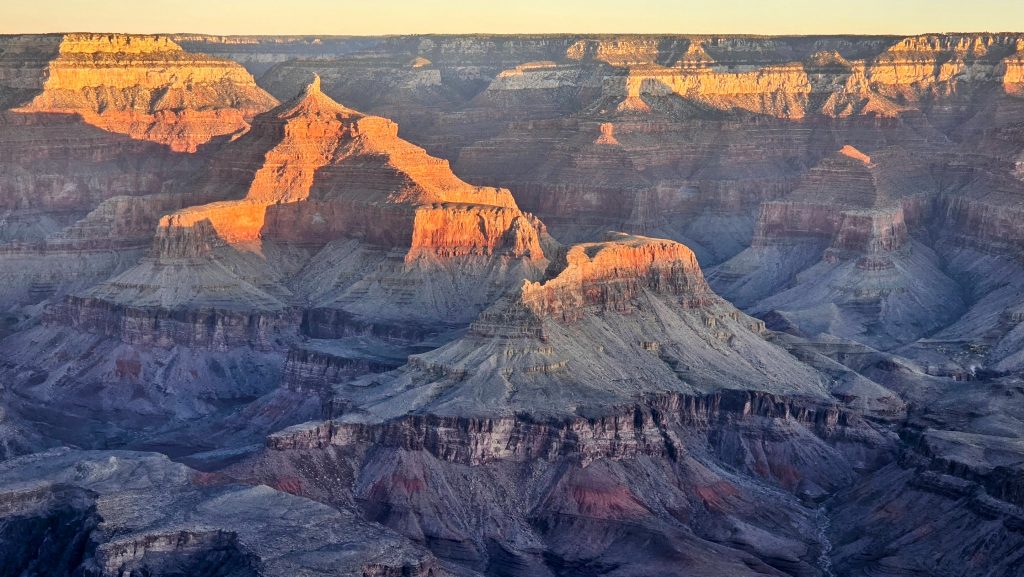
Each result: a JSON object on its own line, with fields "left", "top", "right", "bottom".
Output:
{"left": 10, "top": 34, "right": 278, "bottom": 152}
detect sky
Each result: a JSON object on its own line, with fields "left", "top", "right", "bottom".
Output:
{"left": 3, "top": 0, "right": 1024, "bottom": 36}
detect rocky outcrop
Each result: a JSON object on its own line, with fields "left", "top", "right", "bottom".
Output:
{"left": 49, "top": 296, "right": 298, "bottom": 351}
{"left": 0, "top": 450, "right": 458, "bottom": 577}
{"left": 12, "top": 34, "right": 278, "bottom": 152}
{"left": 232, "top": 33, "right": 1024, "bottom": 266}
{"left": 329, "top": 233, "right": 830, "bottom": 419}
{"left": 245, "top": 385, "right": 894, "bottom": 577}
{"left": 268, "top": 390, "right": 864, "bottom": 461}
{"left": 709, "top": 146, "right": 965, "bottom": 348}
{"left": 517, "top": 233, "right": 717, "bottom": 322}
{"left": 83, "top": 530, "right": 260, "bottom": 577}
{"left": 0, "top": 483, "right": 99, "bottom": 577}
{"left": 282, "top": 344, "right": 402, "bottom": 393}
{"left": 828, "top": 445, "right": 1024, "bottom": 577}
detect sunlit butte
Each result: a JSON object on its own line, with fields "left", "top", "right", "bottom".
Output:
{"left": 5, "top": 0, "right": 1024, "bottom": 35}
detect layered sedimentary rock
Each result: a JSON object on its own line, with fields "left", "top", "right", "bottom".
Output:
{"left": 0, "top": 34, "right": 283, "bottom": 315}
{"left": 823, "top": 371, "right": 1024, "bottom": 577}
{"left": 248, "top": 387, "right": 895, "bottom": 576}
{"left": 2, "top": 31, "right": 1024, "bottom": 577}
{"left": 232, "top": 33, "right": 1024, "bottom": 261}
{"left": 0, "top": 483, "right": 99, "bottom": 577}
{"left": 0, "top": 76, "right": 552, "bottom": 454}
{"left": 709, "top": 146, "right": 965, "bottom": 349}
{"left": 55, "top": 75, "right": 549, "bottom": 350}
{"left": 232, "top": 233, "right": 904, "bottom": 575}
{"left": 0, "top": 449, "right": 457, "bottom": 577}
{"left": 9, "top": 34, "right": 278, "bottom": 152}
{"left": 327, "top": 232, "right": 834, "bottom": 420}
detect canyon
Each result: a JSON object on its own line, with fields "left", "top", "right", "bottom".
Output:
{"left": 0, "top": 31, "right": 1023, "bottom": 577}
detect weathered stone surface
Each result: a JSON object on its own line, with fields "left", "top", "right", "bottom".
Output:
{"left": 327, "top": 233, "right": 836, "bottom": 420}
{"left": 9, "top": 34, "right": 278, "bottom": 152}
{"left": 0, "top": 450, "right": 460, "bottom": 577}
{"left": 2, "top": 31, "right": 1024, "bottom": 577}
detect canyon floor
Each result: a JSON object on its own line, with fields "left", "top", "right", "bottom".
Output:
{"left": 0, "top": 32, "right": 1023, "bottom": 577}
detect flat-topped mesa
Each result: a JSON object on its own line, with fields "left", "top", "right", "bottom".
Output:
{"left": 753, "top": 145, "right": 914, "bottom": 259}
{"left": 609, "top": 62, "right": 814, "bottom": 118}
{"left": 337, "top": 232, "right": 829, "bottom": 420}
{"left": 565, "top": 33, "right": 1024, "bottom": 120}
{"left": 14, "top": 34, "right": 278, "bottom": 152}
{"left": 517, "top": 232, "right": 717, "bottom": 324}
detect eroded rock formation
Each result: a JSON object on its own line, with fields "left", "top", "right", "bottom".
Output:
{"left": 10, "top": 34, "right": 278, "bottom": 152}
{"left": 1, "top": 32, "right": 1024, "bottom": 577}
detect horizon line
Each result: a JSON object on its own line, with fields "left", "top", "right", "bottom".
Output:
{"left": 4, "top": 30, "right": 1023, "bottom": 38}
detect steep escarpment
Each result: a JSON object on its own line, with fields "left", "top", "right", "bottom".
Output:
{"left": 247, "top": 367, "right": 895, "bottom": 576}
{"left": 0, "top": 483, "right": 99, "bottom": 577}
{"left": 0, "top": 35, "right": 284, "bottom": 314}
{"left": 709, "top": 146, "right": 964, "bottom": 349}
{"left": 236, "top": 33, "right": 1024, "bottom": 262}
{"left": 0, "top": 450, "right": 457, "bottom": 577}
{"left": 10, "top": 34, "right": 278, "bottom": 152}
{"left": 56, "top": 76, "right": 549, "bottom": 350}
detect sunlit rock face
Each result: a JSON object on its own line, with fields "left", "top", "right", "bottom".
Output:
{"left": 219, "top": 33, "right": 1024, "bottom": 265}
{"left": 130, "top": 75, "right": 551, "bottom": 340}
{"left": 7, "top": 34, "right": 277, "bottom": 152}
{"left": 3, "top": 32, "right": 1024, "bottom": 577}
{"left": 0, "top": 73, "right": 551, "bottom": 455}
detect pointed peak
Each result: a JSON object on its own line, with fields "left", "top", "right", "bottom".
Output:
{"left": 838, "top": 144, "right": 872, "bottom": 165}
{"left": 276, "top": 73, "right": 362, "bottom": 119}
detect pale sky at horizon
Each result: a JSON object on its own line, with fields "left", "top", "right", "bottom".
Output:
{"left": 3, "top": 0, "right": 1023, "bottom": 36}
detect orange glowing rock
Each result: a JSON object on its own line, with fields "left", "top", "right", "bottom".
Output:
{"left": 520, "top": 232, "right": 715, "bottom": 322}
{"left": 15, "top": 34, "right": 277, "bottom": 152}
{"left": 838, "top": 144, "right": 872, "bottom": 165}
{"left": 159, "top": 75, "right": 546, "bottom": 265}
{"left": 595, "top": 122, "right": 620, "bottom": 145}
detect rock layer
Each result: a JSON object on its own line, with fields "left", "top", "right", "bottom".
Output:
{"left": 11, "top": 34, "right": 277, "bottom": 152}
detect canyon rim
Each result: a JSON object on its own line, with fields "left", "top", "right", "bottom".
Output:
{"left": 2, "top": 2, "right": 1024, "bottom": 576}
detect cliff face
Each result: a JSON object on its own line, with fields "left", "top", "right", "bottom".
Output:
{"left": 244, "top": 386, "right": 895, "bottom": 577}
{"left": 1, "top": 76, "right": 552, "bottom": 451}
{"left": 53, "top": 77, "right": 549, "bottom": 351}
{"left": 3, "top": 32, "right": 1024, "bottom": 577}
{"left": 11, "top": 34, "right": 278, "bottom": 152}
{"left": 708, "top": 146, "right": 966, "bottom": 348}
{"left": 0, "top": 450, "right": 457, "bottom": 577}
{"left": 749, "top": 146, "right": 919, "bottom": 257}
{"left": 518, "top": 234, "right": 714, "bottom": 321}
{"left": 230, "top": 33, "right": 1024, "bottom": 264}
